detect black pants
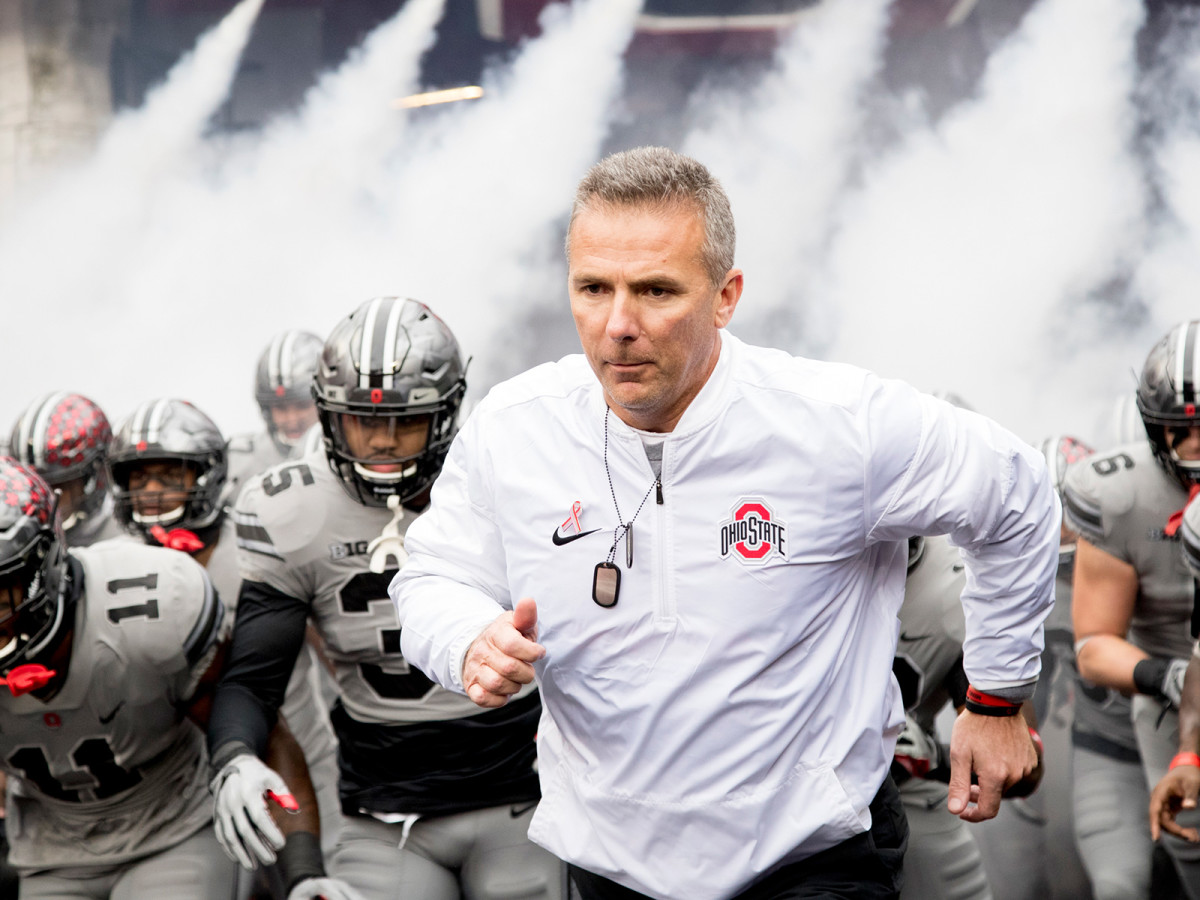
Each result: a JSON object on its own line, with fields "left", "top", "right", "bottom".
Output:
{"left": 569, "top": 775, "right": 908, "bottom": 900}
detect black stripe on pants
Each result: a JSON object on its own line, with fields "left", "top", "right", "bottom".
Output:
{"left": 569, "top": 775, "right": 908, "bottom": 900}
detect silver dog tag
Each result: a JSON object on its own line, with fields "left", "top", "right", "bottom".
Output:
{"left": 592, "top": 562, "right": 620, "bottom": 608}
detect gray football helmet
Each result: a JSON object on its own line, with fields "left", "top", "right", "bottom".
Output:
{"left": 254, "top": 330, "right": 323, "bottom": 454}
{"left": 107, "top": 399, "right": 228, "bottom": 543}
{"left": 1136, "top": 321, "right": 1200, "bottom": 487}
{"left": 314, "top": 297, "right": 467, "bottom": 508}
{"left": 0, "top": 459, "right": 73, "bottom": 675}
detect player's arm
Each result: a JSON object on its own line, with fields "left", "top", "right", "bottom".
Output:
{"left": 207, "top": 579, "right": 309, "bottom": 761}
{"left": 1072, "top": 538, "right": 1146, "bottom": 693}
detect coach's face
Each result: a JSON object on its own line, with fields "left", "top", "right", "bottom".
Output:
{"left": 568, "top": 201, "right": 742, "bottom": 433}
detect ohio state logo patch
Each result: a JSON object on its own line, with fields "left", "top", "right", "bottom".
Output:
{"left": 719, "top": 498, "right": 788, "bottom": 566}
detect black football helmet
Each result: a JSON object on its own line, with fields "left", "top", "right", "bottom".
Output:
{"left": 9, "top": 392, "right": 113, "bottom": 530}
{"left": 0, "top": 460, "right": 73, "bottom": 672}
{"left": 1136, "top": 321, "right": 1200, "bottom": 487}
{"left": 107, "top": 399, "right": 228, "bottom": 543}
{"left": 314, "top": 297, "right": 467, "bottom": 508}
{"left": 1037, "top": 434, "right": 1095, "bottom": 570}
{"left": 254, "top": 330, "right": 323, "bottom": 454}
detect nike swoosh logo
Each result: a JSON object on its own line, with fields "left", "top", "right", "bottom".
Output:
{"left": 899, "top": 632, "right": 934, "bottom": 642}
{"left": 99, "top": 702, "right": 124, "bottom": 724}
{"left": 952, "top": 564, "right": 965, "bottom": 572}
{"left": 552, "top": 527, "right": 601, "bottom": 546}
{"left": 510, "top": 801, "right": 538, "bottom": 819}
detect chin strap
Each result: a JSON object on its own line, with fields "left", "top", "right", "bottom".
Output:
{"left": 149, "top": 525, "right": 205, "bottom": 553}
{"left": 1165, "top": 484, "right": 1200, "bottom": 537}
{"left": 367, "top": 495, "right": 407, "bottom": 574}
{"left": 0, "top": 664, "right": 57, "bottom": 696}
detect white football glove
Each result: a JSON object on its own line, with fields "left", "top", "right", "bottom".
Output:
{"left": 893, "top": 713, "right": 944, "bottom": 780}
{"left": 210, "top": 753, "right": 292, "bottom": 870}
{"left": 288, "top": 877, "right": 366, "bottom": 900}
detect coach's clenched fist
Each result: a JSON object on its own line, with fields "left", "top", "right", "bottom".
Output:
{"left": 462, "top": 597, "right": 545, "bottom": 708}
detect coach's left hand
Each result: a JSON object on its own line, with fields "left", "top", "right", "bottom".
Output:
{"left": 947, "top": 711, "right": 1038, "bottom": 822}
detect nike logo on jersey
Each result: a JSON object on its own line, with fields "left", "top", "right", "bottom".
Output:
{"left": 899, "top": 632, "right": 934, "bottom": 642}
{"left": 952, "top": 564, "right": 965, "bottom": 573}
{"left": 99, "top": 702, "right": 124, "bottom": 724}
{"left": 552, "top": 527, "right": 601, "bottom": 546}
{"left": 510, "top": 801, "right": 538, "bottom": 818}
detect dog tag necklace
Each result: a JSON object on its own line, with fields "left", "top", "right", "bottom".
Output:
{"left": 594, "top": 408, "right": 658, "bottom": 608}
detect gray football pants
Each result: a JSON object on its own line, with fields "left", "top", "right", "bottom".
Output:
{"left": 17, "top": 824, "right": 238, "bottom": 899}
{"left": 1072, "top": 744, "right": 1152, "bottom": 900}
{"left": 1132, "top": 695, "right": 1200, "bottom": 900}
{"left": 331, "top": 802, "right": 567, "bottom": 900}
{"left": 897, "top": 778, "right": 991, "bottom": 900}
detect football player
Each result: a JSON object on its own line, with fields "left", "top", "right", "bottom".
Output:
{"left": 8, "top": 393, "right": 124, "bottom": 547}
{"left": 0, "top": 458, "right": 328, "bottom": 899}
{"left": 105, "top": 400, "right": 343, "bottom": 864}
{"left": 1053, "top": 433, "right": 1170, "bottom": 900}
{"left": 1149, "top": 467, "right": 1200, "bottom": 856}
{"left": 227, "top": 331, "right": 323, "bottom": 496}
{"left": 1068, "top": 321, "right": 1200, "bottom": 894}
{"left": 896, "top": 528, "right": 1053, "bottom": 900}
{"left": 891, "top": 534, "right": 994, "bottom": 900}
{"left": 208, "top": 297, "right": 566, "bottom": 899}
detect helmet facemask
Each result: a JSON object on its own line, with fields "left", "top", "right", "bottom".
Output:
{"left": 0, "top": 466, "right": 72, "bottom": 677}
{"left": 318, "top": 385, "right": 464, "bottom": 508}
{"left": 110, "top": 456, "right": 219, "bottom": 535}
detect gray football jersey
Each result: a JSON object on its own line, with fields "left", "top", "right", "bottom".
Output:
{"left": 1, "top": 541, "right": 222, "bottom": 871}
{"left": 226, "top": 430, "right": 289, "bottom": 502}
{"left": 1062, "top": 441, "right": 1194, "bottom": 659}
{"left": 895, "top": 535, "right": 967, "bottom": 734}
{"left": 203, "top": 515, "right": 336, "bottom": 768}
{"left": 235, "top": 453, "right": 501, "bottom": 726}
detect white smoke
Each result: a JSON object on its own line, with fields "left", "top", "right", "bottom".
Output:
{"left": 1136, "top": 11, "right": 1200, "bottom": 365}
{"left": 116, "top": 0, "right": 451, "bottom": 397}
{"left": 683, "top": 0, "right": 893, "bottom": 350}
{"left": 0, "top": 0, "right": 638, "bottom": 439}
{"left": 387, "top": 0, "right": 642, "bottom": 383}
{"left": 0, "top": 0, "right": 266, "bottom": 434}
{"left": 4, "top": 0, "right": 1193, "bottom": 452}
{"left": 818, "top": 0, "right": 1145, "bottom": 443}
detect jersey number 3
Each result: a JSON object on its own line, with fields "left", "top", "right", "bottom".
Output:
{"left": 339, "top": 572, "right": 435, "bottom": 700}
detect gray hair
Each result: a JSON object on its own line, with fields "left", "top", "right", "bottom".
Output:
{"left": 566, "top": 147, "right": 736, "bottom": 287}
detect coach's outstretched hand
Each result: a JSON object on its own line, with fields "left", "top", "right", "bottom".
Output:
{"left": 462, "top": 597, "right": 545, "bottom": 708}
{"left": 947, "top": 711, "right": 1038, "bottom": 822}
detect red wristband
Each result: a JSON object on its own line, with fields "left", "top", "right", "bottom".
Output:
{"left": 965, "top": 686, "right": 1022, "bottom": 717}
{"left": 1170, "top": 752, "right": 1200, "bottom": 771}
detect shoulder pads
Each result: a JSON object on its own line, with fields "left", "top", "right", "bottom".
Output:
{"left": 235, "top": 459, "right": 327, "bottom": 556}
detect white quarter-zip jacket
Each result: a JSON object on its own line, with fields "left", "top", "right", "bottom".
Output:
{"left": 391, "top": 332, "right": 1058, "bottom": 900}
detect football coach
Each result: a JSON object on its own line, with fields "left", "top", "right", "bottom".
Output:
{"left": 390, "top": 146, "right": 1057, "bottom": 900}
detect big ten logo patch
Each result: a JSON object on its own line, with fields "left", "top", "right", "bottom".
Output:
{"left": 719, "top": 498, "right": 788, "bottom": 566}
